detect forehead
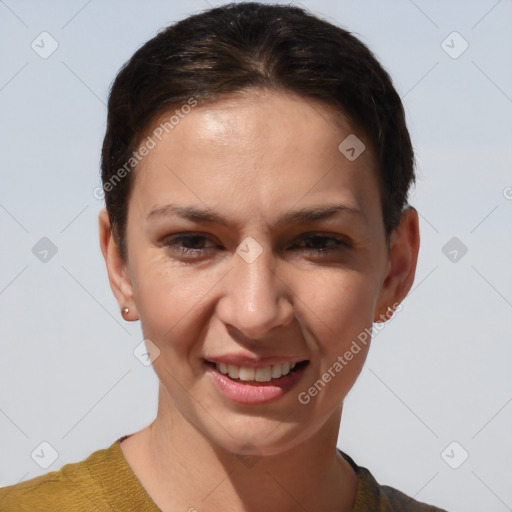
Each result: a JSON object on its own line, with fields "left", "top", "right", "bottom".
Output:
{"left": 129, "top": 90, "right": 381, "bottom": 227}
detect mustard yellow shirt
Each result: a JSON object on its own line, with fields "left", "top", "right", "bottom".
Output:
{"left": 0, "top": 436, "right": 447, "bottom": 511}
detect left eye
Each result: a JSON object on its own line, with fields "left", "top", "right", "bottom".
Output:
{"left": 290, "top": 234, "right": 350, "bottom": 253}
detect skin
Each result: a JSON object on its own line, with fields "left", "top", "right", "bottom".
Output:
{"left": 99, "top": 89, "right": 420, "bottom": 512}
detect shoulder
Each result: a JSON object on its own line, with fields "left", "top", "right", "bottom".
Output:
{"left": 338, "top": 449, "right": 449, "bottom": 512}
{"left": 379, "top": 479, "right": 448, "bottom": 512}
{"left": 0, "top": 467, "right": 95, "bottom": 512}
{"left": 0, "top": 439, "right": 124, "bottom": 512}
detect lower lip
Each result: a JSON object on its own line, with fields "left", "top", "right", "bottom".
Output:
{"left": 204, "top": 361, "right": 309, "bottom": 405}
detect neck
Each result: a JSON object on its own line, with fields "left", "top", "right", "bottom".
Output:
{"left": 127, "top": 385, "right": 358, "bottom": 512}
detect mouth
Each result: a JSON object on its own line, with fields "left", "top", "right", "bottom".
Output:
{"left": 203, "top": 359, "right": 309, "bottom": 384}
{"left": 203, "top": 359, "right": 310, "bottom": 404}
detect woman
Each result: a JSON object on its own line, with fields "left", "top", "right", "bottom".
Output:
{"left": 0, "top": 2, "right": 448, "bottom": 511}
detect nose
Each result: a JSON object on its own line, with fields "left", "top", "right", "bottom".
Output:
{"left": 216, "top": 244, "right": 294, "bottom": 341}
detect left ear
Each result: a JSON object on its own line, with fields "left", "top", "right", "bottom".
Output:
{"left": 374, "top": 206, "right": 420, "bottom": 323}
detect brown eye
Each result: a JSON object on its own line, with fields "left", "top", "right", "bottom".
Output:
{"left": 161, "top": 233, "right": 217, "bottom": 258}
{"left": 291, "top": 234, "right": 351, "bottom": 254}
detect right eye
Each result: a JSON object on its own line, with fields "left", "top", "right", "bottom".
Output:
{"left": 160, "top": 233, "right": 219, "bottom": 259}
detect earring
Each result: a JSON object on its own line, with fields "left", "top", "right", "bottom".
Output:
{"left": 122, "top": 307, "right": 129, "bottom": 315}
{"left": 375, "top": 306, "right": 394, "bottom": 323}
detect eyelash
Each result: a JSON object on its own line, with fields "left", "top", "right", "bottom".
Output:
{"left": 160, "top": 233, "right": 351, "bottom": 258}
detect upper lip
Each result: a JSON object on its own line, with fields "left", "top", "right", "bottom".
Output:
{"left": 204, "top": 354, "right": 308, "bottom": 368}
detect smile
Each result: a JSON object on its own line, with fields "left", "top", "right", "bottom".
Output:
{"left": 215, "top": 361, "right": 300, "bottom": 382}
{"left": 204, "top": 359, "right": 310, "bottom": 404}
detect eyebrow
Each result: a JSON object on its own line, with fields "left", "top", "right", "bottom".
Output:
{"left": 147, "top": 203, "right": 363, "bottom": 228}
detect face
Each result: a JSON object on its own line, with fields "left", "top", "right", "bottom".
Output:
{"left": 102, "top": 90, "right": 416, "bottom": 457}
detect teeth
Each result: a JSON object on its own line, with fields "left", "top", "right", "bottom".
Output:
{"left": 271, "top": 364, "right": 282, "bottom": 378}
{"left": 255, "top": 366, "right": 272, "bottom": 382}
{"left": 228, "top": 364, "right": 239, "bottom": 379}
{"left": 238, "top": 367, "right": 255, "bottom": 380}
{"left": 216, "top": 361, "right": 298, "bottom": 381}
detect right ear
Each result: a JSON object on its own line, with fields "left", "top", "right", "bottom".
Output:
{"left": 98, "top": 208, "right": 138, "bottom": 321}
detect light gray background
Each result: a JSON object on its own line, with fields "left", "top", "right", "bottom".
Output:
{"left": 1, "top": 1, "right": 511, "bottom": 511}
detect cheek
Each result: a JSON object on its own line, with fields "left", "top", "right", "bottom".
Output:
{"left": 295, "top": 271, "right": 375, "bottom": 388}
{"left": 132, "top": 256, "right": 194, "bottom": 337}
{"left": 132, "top": 256, "right": 224, "bottom": 354}
{"left": 292, "top": 271, "right": 375, "bottom": 412}
{"left": 295, "top": 269, "right": 378, "bottom": 340}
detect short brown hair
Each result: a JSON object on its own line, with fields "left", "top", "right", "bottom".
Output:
{"left": 101, "top": 2, "right": 415, "bottom": 261}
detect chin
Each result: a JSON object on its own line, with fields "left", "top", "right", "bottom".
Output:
{"left": 192, "top": 412, "right": 316, "bottom": 458}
